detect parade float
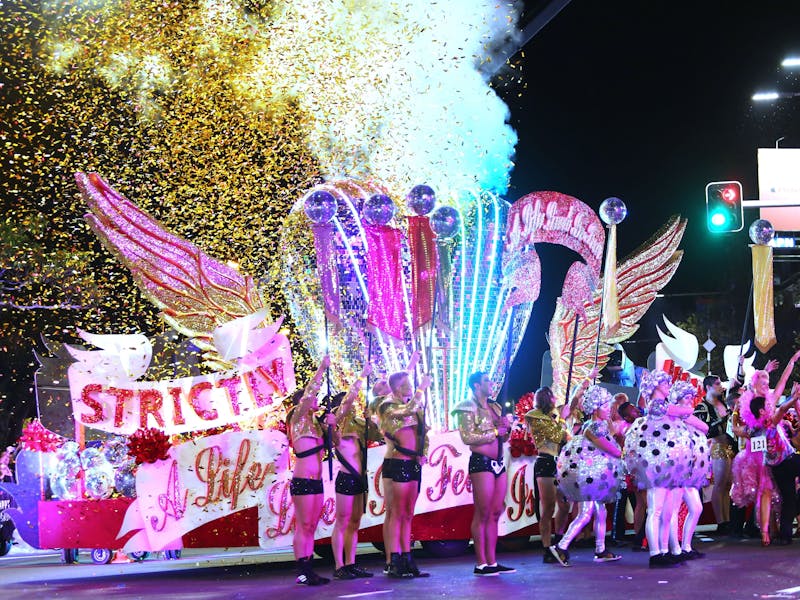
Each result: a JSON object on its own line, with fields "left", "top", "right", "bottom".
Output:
{"left": 0, "top": 170, "right": 696, "bottom": 564}
{"left": 1, "top": 0, "right": 786, "bottom": 566}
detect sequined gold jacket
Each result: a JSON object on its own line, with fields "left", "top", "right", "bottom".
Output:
{"left": 452, "top": 397, "right": 502, "bottom": 446}
{"left": 335, "top": 401, "right": 381, "bottom": 443}
{"left": 378, "top": 395, "right": 429, "bottom": 454}
{"left": 288, "top": 406, "right": 324, "bottom": 444}
{"left": 524, "top": 408, "right": 567, "bottom": 448}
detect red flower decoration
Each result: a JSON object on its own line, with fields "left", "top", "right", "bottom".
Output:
{"left": 509, "top": 427, "right": 537, "bottom": 458}
{"left": 127, "top": 427, "right": 172, "bottom": 464}
{"left": 509, "top": 435, "right": 523, "bottom": 458}
{"left": 515, "top": 392, "right": 535, "bottom": 422}
{"left": 18, "top": 419, "right": 64, "bottom": 453}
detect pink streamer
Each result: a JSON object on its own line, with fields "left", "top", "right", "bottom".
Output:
{"left": 407, "top": 216, "right": 438, "bottom": 331}
{"left": 311, "top": 224, "right": 341, "bottom": 330}
{"left": 364, "top": 225, "right": 406, "bottom": 339}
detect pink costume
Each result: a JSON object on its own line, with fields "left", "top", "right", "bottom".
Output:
{"left": 730, "top": 403, "right": 781, "bottom": 511}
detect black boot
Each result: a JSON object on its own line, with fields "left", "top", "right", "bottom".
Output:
{"left": 743, "top": 510, "right": 760, "bottom": 538}
{"left": 729, "top": 504, "right": 746, "bottom": 538}
{"left": 333, "top": 566, "right": 357, "bottom": 580}
{"left": 296, "top": 556, "right": 330, "bottom": 586}
{"left": 347, "top": 563, "right": 374, "bottom": 578}
{"left": 649, "top": 553, "right": 679, "bottom": 569}
{"left": 387, "top": 552, "right": 411, "bottom": 578}
{"left": 403, "top": 552, "right": 430, "bottom": 578}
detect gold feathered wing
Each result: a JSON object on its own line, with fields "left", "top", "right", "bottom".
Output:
{"left": 75, "top": 172, "right": 269, "bottom": 369}
{"left": 549, "top": 216, "right": 686, "bottom": 401}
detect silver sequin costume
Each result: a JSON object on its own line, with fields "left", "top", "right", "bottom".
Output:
{"left": 623, "top": 396, "right": 695, "bottom": 489}
{"left": 557, "top": 419, "right": 623, "bottom": 503}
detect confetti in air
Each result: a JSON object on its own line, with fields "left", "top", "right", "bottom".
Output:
{"left": 0, "top": 0, "right": 522, "bottom": 444}
{"left": 238, "top": 0, "right": 520, "bottom": 198}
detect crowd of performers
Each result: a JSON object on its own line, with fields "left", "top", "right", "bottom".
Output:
{"left": 284, "top": 348, "right": 800, "bottom": 584}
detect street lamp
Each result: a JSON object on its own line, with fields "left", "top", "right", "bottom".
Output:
{"left": 752, "top": 56, "right": 800, "bottom": 101}
{"left": 752, "top": 91, "right": 800, "bottom": 102}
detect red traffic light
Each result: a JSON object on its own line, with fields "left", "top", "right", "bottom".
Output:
{"left": 721, "top": 186, "right": 739, "bottom": 203}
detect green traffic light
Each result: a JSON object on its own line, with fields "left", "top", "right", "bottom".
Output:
{"left": 710, "top": 212, "right": 727, "bottom": 227}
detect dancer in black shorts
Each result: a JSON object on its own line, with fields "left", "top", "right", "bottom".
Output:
{"left": 452, "top": 371, "right": 515, "bottom": 576}
{"left": 525, "top": 386, "right": 569, "bottom": 562}
{"left": 331, "top": 365, "right": 376, "bottom": 580}
{"left": 377, "top": 370, "right": 431, "bottom": 578}
{"left": 287, "top": 356, "right": 336, "bottom": 585}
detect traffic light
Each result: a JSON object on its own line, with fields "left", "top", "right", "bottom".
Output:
{"left": 705, "top": 181, "right": 743, "bottom": 233}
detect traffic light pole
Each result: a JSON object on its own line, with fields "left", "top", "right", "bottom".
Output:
{"left": 742, "top": 199, "right": 800, "bottom": 207}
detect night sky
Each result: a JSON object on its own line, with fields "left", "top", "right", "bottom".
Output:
{"left": 499, "top": 0, "right": 800, "bottom": 397}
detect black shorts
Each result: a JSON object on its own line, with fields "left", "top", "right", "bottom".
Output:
{"left": 382, "top": 458, "right": 399, "bottom": 479}
{"left": 468, "top": 452, "right": 506, "bottom": 478}
{"left": 335, "top": 471, "right": 367, "bottom": 495}
{"left": 290, "top": 477, "right": 324, "bottom": 496}
{"left": 534, "top": 453, "right": 557, "bottom": 479}
{"left": 382, "top": 457, "right": 421, "bottom": 483}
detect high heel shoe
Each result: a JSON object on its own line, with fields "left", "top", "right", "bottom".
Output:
{"left": 761, "top": 534, "right": 771, "bottom": 547}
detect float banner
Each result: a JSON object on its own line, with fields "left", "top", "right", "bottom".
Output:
{"left": 407, "top": 216, "right": 438, "bottom": 330}
{"left": 118, "top": 430, "right": 288, "bottom": 551}
{"left": 364, "top": 224, "right": 406, "bottom": 339}
{"left": 69, "top": 340, "right": 294, "bottom": 435}
{"left": 751, "top": 244, "right": 777, "bottom": 353}
{"left": 434, "top": 239, "right": 453, "bottom": 332}
{"left": 601, "top": 223, "right": 620, "bottom": 336}
{"left": 311, "top": 223, "right": 342, "bottom": 330}
{"left": 259, "top": 430, "right": 538, "bottom": 549}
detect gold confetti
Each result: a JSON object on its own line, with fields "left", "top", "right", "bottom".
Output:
{"left": 1, "top": 1, "right": 522, "bottom": 438}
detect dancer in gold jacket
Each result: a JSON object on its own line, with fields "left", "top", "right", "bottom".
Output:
{"left": 453, "top": 371, "right": 516, "bottom": 576}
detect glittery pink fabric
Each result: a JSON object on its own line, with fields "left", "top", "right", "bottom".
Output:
{"left": 505, "top": 191, "right": 604, "bottom": 274}
{"left": 311, "top": 223, "right": 341, "bottom": 329}
{"left": 407, "top": 216, "right": 438, "bottom": 331}
{"left": 364, "top": 224, "right": 405, "bottom": 339}
{"left": 731, "top": 442, "right": 780, "bottom": 509}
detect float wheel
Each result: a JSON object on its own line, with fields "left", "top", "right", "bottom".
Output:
{"left": 129, "top": 551, "right": 149, "bottom": 562}
{"left": 90, "top": 548, "right": 113, "bottom": 564}
{"left": 164, "top": 549, "right": 182, "bottom": 560}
